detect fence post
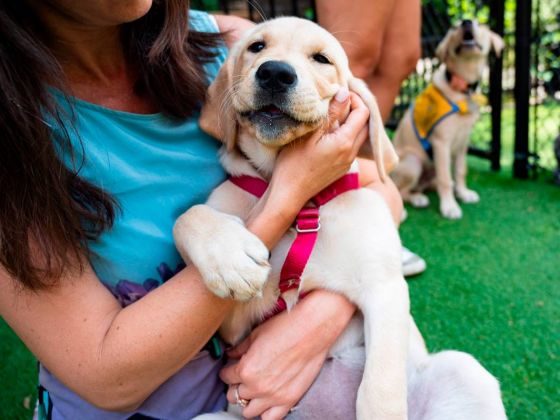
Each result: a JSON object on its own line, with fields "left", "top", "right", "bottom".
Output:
{"left": 513, "top": 0, "right": 532, "bottom": 179}
{"left": 489, "top": 0, "right": 504, "bottom": 171}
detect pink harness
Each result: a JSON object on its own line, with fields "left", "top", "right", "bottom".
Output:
{"left": 229, "top": 173, "right": 360, "bottom": 319}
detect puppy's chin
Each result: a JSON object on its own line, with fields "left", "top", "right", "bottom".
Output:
{"left": 239, "top": 111, "right": 322, "bottom": 148}
{"left": 455, "top": 44, "right": 484, "bottom": 58}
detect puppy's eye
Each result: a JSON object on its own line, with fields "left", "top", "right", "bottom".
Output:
{"left": 312, "top": 53, "right": 332, "bottom": 64}
{"left": 248, "top": 41, "right": 265, "bottom": 53}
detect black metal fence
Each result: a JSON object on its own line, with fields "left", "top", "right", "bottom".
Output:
{"left": 525, "top": 0, "right": 559, "bottom": 177}
{"left": 194, "top": 0, "right": 560, "bottom": 179}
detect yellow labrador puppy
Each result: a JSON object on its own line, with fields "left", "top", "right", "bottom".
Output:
{"left": 391, "top": 20, "right": 504, "bottom": 219}
{"left": 174, "top": 18, "right": 506, "bottom": 419}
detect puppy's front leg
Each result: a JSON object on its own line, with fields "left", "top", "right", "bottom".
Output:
{"left": 454, "top": 145, "right": 480, "bottom": 204}
{"left": 356, "top": 280, "right": 409, "bottom": 420}
{"left": 432, "top": 139, "right": 462, "bottom": 219}
{"left": 173, "top": 205, "right": 270, "bottom": 301}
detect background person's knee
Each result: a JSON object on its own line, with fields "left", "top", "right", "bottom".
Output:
{"left": 377, "top": 41, "right": 421, "bottom": 83}
{"left": 348, "top": 40, "right": 383, "bottom": 80}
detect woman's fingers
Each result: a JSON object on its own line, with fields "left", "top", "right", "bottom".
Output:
{"left": 219, "top": 362, "right": 242, "bottom": 387}
{"left": 242, "top": 397, "right": 272, "bottom": 419}
{"left": 335, "top": 92, "right": 370, "bottom": 144}
{"left": 352, "top": 124, "right": 369, "bottom": 155}
{"left": 227, "top": 335, "right": 252, "bottom": 359}
{"left": 327, "top": 87, "right": 351, "bottom": 129}
{"left": 225, "top": 383, "right": 252, "bottom": 404}
{"left": 225, "top": 384, "right": 275, "bottom": 419}
{"left": 260, "top": 405, "right": 292, "bottom": 420}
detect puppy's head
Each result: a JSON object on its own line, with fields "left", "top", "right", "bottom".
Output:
{"left": 200, "top": 17, "right": 398, "bottom": 179}
{"left": 436, "top": 19, "right": 504, "bottom": 84}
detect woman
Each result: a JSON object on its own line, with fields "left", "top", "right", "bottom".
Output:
{"left": 0, "top": 1, "right": 402, "bottom": 419}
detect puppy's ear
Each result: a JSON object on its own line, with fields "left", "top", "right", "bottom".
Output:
{"left": 436, "top": 30, "right": 453, "bottom": 63}
{"left": 348, "top": 77, "right": 399, "bottom": 181}
{"left": 199, "top": 54, "right": 238, "bottom": 150}
{"left": 489, "top": 30, "right": 505, "bottom": 58}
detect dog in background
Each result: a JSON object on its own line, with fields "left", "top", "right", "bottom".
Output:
{"left": 391, "top": 20, "right": 504, "bottom": 219}
{"left": 174, "top": 17, "right": 506, "bottom": 419}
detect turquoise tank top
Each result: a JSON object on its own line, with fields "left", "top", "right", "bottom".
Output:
{"left": 53, "top": 11, "right": 227, "bottom": 305}
{"left": 39, "top": 10, "right": 231, "bottom": 419}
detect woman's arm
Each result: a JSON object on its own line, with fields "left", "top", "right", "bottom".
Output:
{"left": 0, "top": 191, "right": 301, "bottom": 413}
{"left": 0, "top": 259, "right": 229, "bottom": 412}
{"left": 0, "top": 88, "right": 367, "bottom": 416}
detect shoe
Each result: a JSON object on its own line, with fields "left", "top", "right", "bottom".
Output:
{"left": 401, "top": 208, "right": 408, "bottom": 223}
{"left": 402, "top": 246, "right": 426, "bottom": 277}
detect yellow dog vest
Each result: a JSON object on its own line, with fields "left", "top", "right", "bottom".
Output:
{"left": 410, "top": 84, "right": 475, "bottom": 156}
{"left": 412, "top": 84, "right": 470, "bottom": 139}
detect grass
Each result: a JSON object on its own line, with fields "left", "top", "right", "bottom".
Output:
{"left": 1, "top": 159, "right": 559, "bottom": 419}
{"left": 401, "top": 158, "right": 560, "bottom": 419}
{"left": 0, "top": 318, "right": 37, "bottom": 419}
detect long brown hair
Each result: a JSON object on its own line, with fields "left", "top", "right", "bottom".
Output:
{"left": 0, "top": 1, "right": 223, "bottom": 289}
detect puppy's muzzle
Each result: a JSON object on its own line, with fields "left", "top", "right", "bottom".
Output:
{"left": 256, "top": 61, "right": 298, "bottom": 94}
{"left": 458, "top": 19, "right": 481, "bottom": 52}
{"left": 461, "top": 19, "right": 474, "bottom": 41}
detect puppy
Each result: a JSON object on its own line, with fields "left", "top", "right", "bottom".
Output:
{"left": 391, "top": 20, "right": 504, "bottom": 219}
{"left": 174, "top": 18, "right": 506, "bottom": 419}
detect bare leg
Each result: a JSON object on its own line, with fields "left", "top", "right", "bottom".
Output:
{"left": 316, "top": 0, "right": 394, "bottom": 76}
{"left": 317, "top": 0, "right": 421, "bottom": 121}
{"left": 367, "top": 0, "right": 421, "bottom": 121}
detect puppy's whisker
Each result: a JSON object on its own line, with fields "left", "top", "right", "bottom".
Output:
{"left": 246, "top": 0, "right": 268, "bottom": 22}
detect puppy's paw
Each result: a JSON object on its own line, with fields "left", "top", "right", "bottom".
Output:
{"left": 440, "top": 198, "right": 463, "bottom": 219}
{"left": 174, "top": 205, "right": 271, "bottom": 301}
{"left": 408, "top": 193, "right": 430, "bottom": 208}
{"left": 456, "top": 188, "right": 480, "bottom": 204}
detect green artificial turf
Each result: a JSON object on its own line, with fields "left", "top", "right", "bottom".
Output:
{"left": 1, "top": 160, "right": 559, "bottom": 419}
{"left": 0, "top": 317, "right": 37, "bottom": 420}
{"left": 401, "top": 160, "right": 560, "bottom": 419}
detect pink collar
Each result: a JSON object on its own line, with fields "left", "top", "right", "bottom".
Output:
{"left": 229, "top": 173, "right": 360, "bottom": 319}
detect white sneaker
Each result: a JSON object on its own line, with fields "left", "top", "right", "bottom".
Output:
{"left": 401, "top": 208, "right": 408, "bottom": 223}
{"left": 402, "top": 246, "right": 427, "bottom": 277}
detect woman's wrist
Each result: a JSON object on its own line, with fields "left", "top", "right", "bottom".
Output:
{"left": 295, "top": 290, "right": 357, "bottom": 351}
{"left": 246, "top": 187, "right": 301, "bottom": 249}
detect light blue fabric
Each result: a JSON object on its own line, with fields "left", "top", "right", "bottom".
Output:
{"left": 39, "top": 10, "right": 230, "bottom": 419}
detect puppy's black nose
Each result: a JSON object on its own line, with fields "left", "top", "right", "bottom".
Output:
{"left": 256, "top": 61, "right": 298, "bottom": 93}
{"left": 461, "top": 19, "right": 474, "bottom": 40}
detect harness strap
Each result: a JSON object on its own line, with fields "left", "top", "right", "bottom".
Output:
{"left": 279, "top": 207, "right": 320, "bottom": 293}
{"left": 229, "top": 173, "right": 360, "bottom": 318}
{"left": 229, "top": 176, "right": 268, "bottom": 198}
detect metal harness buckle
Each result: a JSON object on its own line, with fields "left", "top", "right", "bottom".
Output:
{"left": 295, "top": 207, "right": 321, "bottom": 233}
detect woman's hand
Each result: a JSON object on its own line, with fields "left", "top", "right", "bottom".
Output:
{"left": 220, "top": 290, "right": 356, "bottom": 419}
{"left": 268, "top": 89, "right": 370, "bottom": 215}
{"left": 245, "top": 89, "right": 369, "bottom": 250}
